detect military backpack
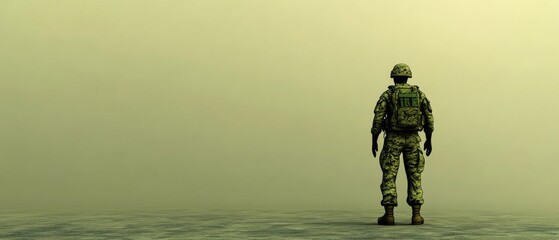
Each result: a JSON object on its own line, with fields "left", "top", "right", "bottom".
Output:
{"left": 384, "top": 85, "right": 424, "bottom": 131}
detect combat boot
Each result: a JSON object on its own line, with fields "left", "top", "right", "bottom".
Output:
{"left": 378, "top": 205, "right": 395, "bottom": 225}
{"left": 411, "top": 205, "right": 424, "bottom": 225}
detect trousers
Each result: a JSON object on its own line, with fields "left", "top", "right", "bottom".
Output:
{"left": 379, "top": 131, "right": 425, "bottom": 206}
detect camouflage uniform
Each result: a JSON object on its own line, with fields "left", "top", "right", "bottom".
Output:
{"left": 371, "top": 83, "right": 434, "bottom": 206}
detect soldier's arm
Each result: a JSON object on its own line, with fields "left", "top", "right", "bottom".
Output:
{"left": 371, "top": 92, "right": 389, "bottom": 135}
{"left": 371, "top": 93, "right": 389, "bottom": 157}
{"left": 421, "top": 92, "right": 434, "bottom": 155}
{"left": 421, "top": 93, "right": 434, "bottom": 134}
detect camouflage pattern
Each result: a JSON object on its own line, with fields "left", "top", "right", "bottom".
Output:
{"left": 371, "top": 78, "right": 434, "bottom": 207}
{"left": 394, "top": 88, "right": 423, "bottom": 130}
{"left": 397, "top": 107, "right": 422, "bottom": 129}
{"left": 390, "top": 63, "right": 413, "bottom": 78}
{"left": 379, "top": 131, "right": 425, "bottom": 206}
{"left": 371, "top": 83, "right": 434, "bottom": 135}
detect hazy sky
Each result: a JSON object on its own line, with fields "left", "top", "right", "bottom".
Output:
{"left": 1, "top": 0, "right": 559, "bottom": 212}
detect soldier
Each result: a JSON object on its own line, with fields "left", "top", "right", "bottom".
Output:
{"left": 371, "top": 63, "right": 434, "bottom": 225}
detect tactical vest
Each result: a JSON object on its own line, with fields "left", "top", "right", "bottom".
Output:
{"left": 384, "top": 85, "right": 424, "bottom": 132}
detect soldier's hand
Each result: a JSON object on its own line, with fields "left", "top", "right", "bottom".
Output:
{"left": 372, "top": 141, "right": 378, "bottom": 157}
{"left": 424, "top": 140, "right": 432, "bottom": 156}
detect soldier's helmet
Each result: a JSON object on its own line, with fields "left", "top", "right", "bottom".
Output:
{"left": 390, "top": 63, "right": 412, "bottom": 78}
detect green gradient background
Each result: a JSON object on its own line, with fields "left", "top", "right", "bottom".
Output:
{"left": 1, "top": 0, "right": 558, "bottom": 212}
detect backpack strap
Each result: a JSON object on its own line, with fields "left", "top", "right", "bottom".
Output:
{"left": 388, "top": 85, "right": 399, "bottom": 112}
{"left": 380, "top": 86, "right": 394, "bottom": 102}
{"left": 411, "top": 85, "right": 424, "bottom": 108}
{"left": 381, "top": 86, "right": 396, "bottom": 135}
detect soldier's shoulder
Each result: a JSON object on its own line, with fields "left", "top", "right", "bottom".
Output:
{"left": 380, "top": 89, "right": 392, "bottom": 100}
{"left": 384, "top": 85, "right": 397, "bottom": 94}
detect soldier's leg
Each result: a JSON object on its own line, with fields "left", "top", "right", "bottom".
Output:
{"left": 379, "top": 134, "right": 404, "bottom": 207}
{"left": 403, "top": 133, "right": 425, "bottom": 225}
{"left": 378, "top": 134, "right": 404, "bottom": 225}
{"left": 403, "top": 134, "right": 425, "bottom": 206}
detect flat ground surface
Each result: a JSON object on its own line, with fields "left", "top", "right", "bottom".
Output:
{"left": 1, "top": 209, "right": 558, "bottom": 239}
